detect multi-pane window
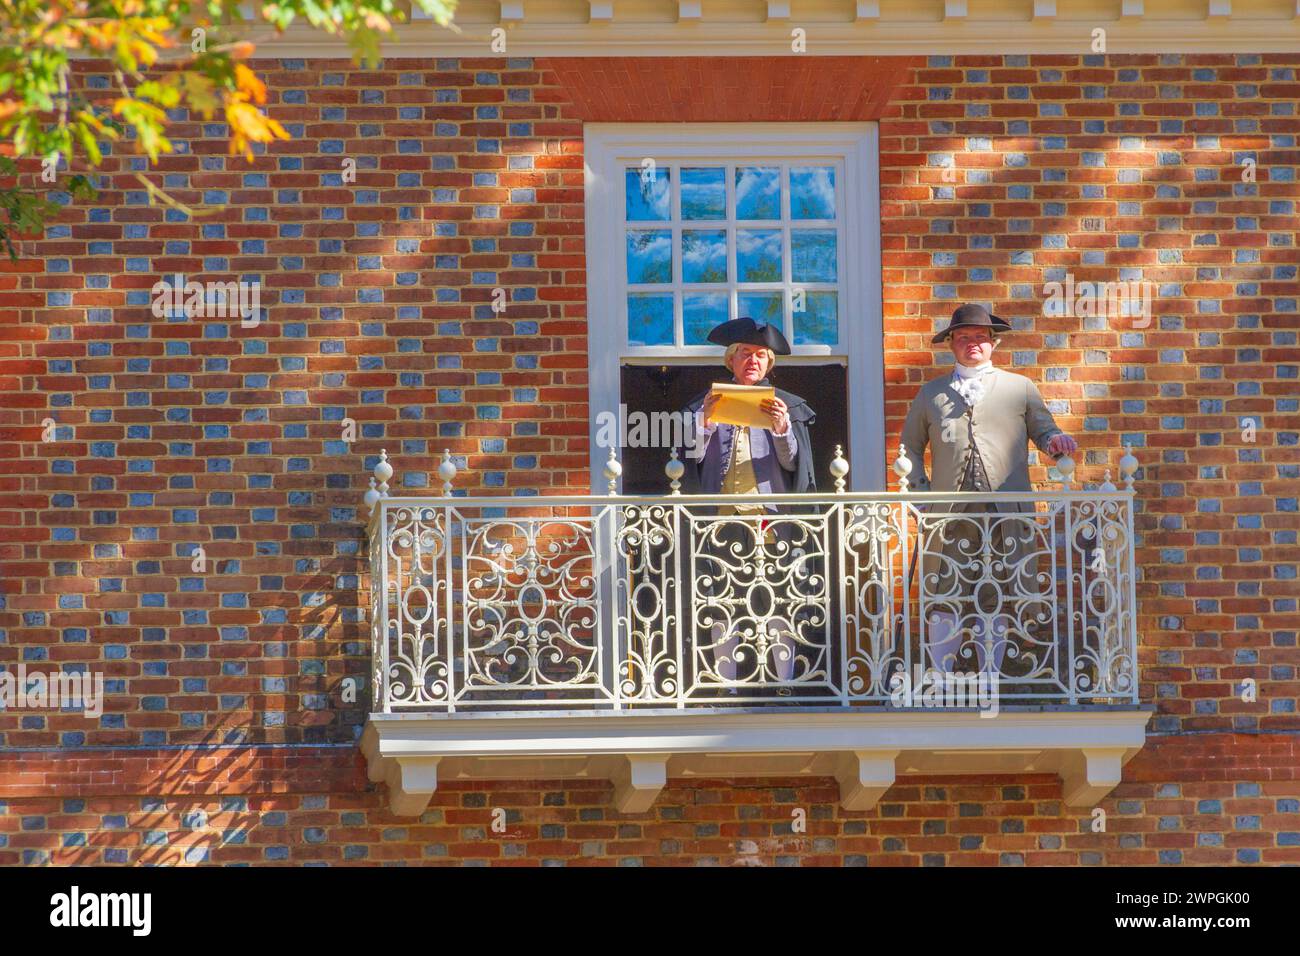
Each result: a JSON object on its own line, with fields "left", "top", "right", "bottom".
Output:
{"left": 621, "top": 162, "right": 843, "bottom": 351}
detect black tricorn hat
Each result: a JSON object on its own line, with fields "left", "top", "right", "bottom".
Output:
{"left": 931, "top": 303, "right": 1013, "bottom": 344}
{"left": 707, "top": 316, "right": 792, "bottom": 355}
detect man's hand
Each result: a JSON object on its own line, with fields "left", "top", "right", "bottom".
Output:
{"left": 1046, "top": 433, "right": 1078, "bottom": 458}
{"left": 701, "top": 391, "right": 721, "bottom": 425}
{"left": 760, "top": 396, "right": 790, "bottom": 436}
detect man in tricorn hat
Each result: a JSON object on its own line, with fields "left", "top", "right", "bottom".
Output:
{"left": 899, "top": 303, "right": 1078, "bottom": 678}
{"left": 680, "top": 317, "right": 817, "bottom": 498}
{"left": 674, "top": 317, "right": 820, "bottom": 695}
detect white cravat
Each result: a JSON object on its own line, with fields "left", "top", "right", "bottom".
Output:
{"left": 951, "top": 361, "right": 994, "bottom": 407}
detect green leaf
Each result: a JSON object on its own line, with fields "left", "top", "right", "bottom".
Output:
{"left": 1, "top": 0, "right": 465, "bottom": 260}
{"left": 136, "top": 81, "right": 182, "bottom": 108}
{"left": 73, "top": 123, "right": 103, "bottom": 166}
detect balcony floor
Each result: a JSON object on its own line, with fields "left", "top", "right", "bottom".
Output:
{"left": 361, "top": 705, "right": 1154, "bottom": 815}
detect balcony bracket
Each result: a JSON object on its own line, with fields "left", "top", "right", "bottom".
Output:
{"left": 835, "top": 749, "right": 900, "bottom": 811}
{"left": 612, "top": 754, "right": 669, "bottom": 813}
{"left": 1059, "top": 747, "right": 1127, "bottom": 807}
{"left": 385, "top": 756, "right": 441, "bottom": 817}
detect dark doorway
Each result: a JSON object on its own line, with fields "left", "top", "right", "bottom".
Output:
{"left": 619, "top": 363, "right": 849, "bottom": 496}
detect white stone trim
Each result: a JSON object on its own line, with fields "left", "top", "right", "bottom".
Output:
{"left": 222, "top": 0, "right": 1300, "bottom": 56}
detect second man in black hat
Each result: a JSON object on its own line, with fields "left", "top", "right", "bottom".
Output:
{"left": 899, "top": 303, "right": 1078, "bottom": 679}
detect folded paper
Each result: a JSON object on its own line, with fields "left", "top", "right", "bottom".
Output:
{"left": 708, "top": 383, "right": 776, "bottom": 429}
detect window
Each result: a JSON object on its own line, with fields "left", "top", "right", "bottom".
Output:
{"left": 621, "top": 161, "right": 843, "bottom": 352}
{"left": 585, "top": 124, "right": 884, "bottom": 490}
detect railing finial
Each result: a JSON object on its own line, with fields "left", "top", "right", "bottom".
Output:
{"left": 1119, "top": 442, "right": 1138, "bottom": 490}
{"left": 666, "top": 448, "right": 684, "bottom": 496}
{"left": 1098, "top": 469, "right": 1117, "bottom": 493}
{"left": 374, "top": 448, "right": 393, "bottom": 499}
{"left": 362, "top": 476, "right": 380, "bottom": 516}
{"left": 830, "top": 444, "right": 849, "bottom": 494}
{"left": 893, "top": 442, "right": 912, "bottom": 492}
{"left": 603, "top": 446, "right": 622, "bottom": 496}
{"left": 1055, "top": 453, "right": 1075, "bottom": 490}
{"left": 438, "top": 448, "right": 457, "bottom": 495}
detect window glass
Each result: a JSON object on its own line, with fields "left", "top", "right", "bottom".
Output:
{"left": 790, "top": 166, "right": 836, "bottom": 220}
{"left": 683, "top": 293, "right": 730, "bottom": 344}
{"left": 737, "top": 291, "right": 783, "bottom": 329}
{"left": 736, "top": 229, "right": 783, "bottom": 283}
{"left": 735, "top": 165, "right": 781, "bottom": 220}
{"left": 681, "top": 167, "right": 726, "bottom": 220}
{"left": 791, "top": 229, "right": 837, "bottom": 283}
{"left": 625, "top": 167, "right": 671, "bottom": 221}
{"left": 794, "top": 291, "right": 838, "bottom": 346}
{"left": 626, "top": 230, "right": 673, "bottom": 284}
{"left": 627, "top": 293, "right": 674, "bottom": 346}
{"left": 681, "top": 230, "right": 727, "bottom": 283}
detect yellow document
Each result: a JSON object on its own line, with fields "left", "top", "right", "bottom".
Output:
{"left": 709, "top": 383, "right": 776, "bottom": 429}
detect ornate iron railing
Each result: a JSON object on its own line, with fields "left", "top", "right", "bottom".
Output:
{"left": 362, "top": 445, "right": 1141, "bottom": 712}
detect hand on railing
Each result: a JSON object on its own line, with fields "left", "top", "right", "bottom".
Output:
{"left": 1045, "top": 433, "right": 1079, "bottom": 459}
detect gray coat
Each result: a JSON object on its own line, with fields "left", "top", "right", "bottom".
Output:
{"left": 899, "top": 367, "right": 1064, "bottom": 514}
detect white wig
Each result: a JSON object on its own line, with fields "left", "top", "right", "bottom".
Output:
{"left": 723, "top": 343, "right": 776, "bottom": 371}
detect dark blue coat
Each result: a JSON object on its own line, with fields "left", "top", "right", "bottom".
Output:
{"left": 676, "top": 379, "right": 818, "bottom": 499}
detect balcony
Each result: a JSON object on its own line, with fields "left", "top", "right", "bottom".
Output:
{"left": 360, "top": 446, "right": 1151, "bottom": 815}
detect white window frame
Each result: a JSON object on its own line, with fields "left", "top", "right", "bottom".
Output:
{"left": 584, "top": 122, "right": 884, "bottom": 491}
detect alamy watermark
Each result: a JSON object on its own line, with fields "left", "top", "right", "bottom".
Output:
{"left": 595, "top": 403, "right": 700, "bottom": 452}
{"left": 0, "top": 665, "right": 104, "bottom": 718}
{"left": 888, "top": 665, "right": 1000, "bottom": 718}
{"left": 1042, "top": 275, "right": 1155, "bottom": 328}
{"left": 50, "top": 886, "right": 151, "bottom": 936}
{"left": 150, "top": 273, "right": 261, "bottom": 328}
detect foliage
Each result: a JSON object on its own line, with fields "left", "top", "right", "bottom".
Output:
{"left": 0, "top": 0, "right": 457, "bottom": 259}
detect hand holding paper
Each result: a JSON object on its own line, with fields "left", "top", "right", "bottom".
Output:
{"left": 707, "top": 383, "right": 777, "bottom": 429}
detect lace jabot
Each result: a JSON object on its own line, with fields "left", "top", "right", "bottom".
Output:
{"left": 950, "top": 361, "right": 994, "bottom": 407}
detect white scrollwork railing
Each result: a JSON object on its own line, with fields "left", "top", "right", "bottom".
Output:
{"left": 361, "top": 445, "right": 1140, "bottom": 713}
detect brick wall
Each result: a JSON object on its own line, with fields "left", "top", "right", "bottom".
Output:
{"left": 1, "top": 52, "right": 1296, "bottom": 865}
{"left": 3, "top": 736, "right": 1297, "bottom": 865}
{"left": 880, "top": 53, "right": 1298, "bottom": 739}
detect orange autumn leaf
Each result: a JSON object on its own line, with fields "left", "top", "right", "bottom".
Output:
{"left": 224, "top": 94, "right": 289, "bottom": 162}
{"left": 234, "top": 64, "right": 267, "bottom": 106}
